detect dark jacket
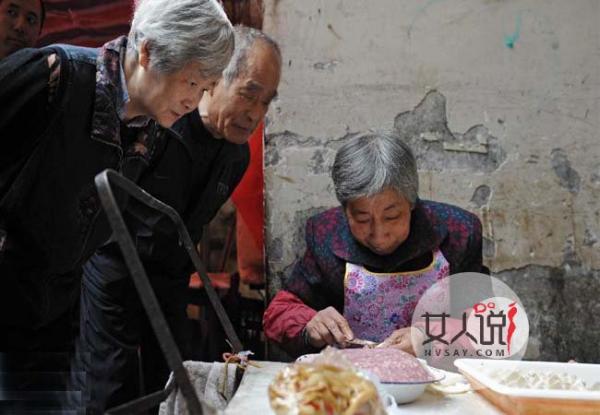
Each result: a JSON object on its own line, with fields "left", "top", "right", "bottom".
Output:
{"left": 264, "top": 200, "right": 488, "bottom": 356}
{"left": 107, "top": 109, "right": 250, "bottom": 279}
{"left": 284, "top": 200, "right": 488, "bottom": 312}
{"left": 0, "top": 39, "right": 165, "bottom": 327}
{"left": 73, "top": 111, "right": 249, "bottom": 412}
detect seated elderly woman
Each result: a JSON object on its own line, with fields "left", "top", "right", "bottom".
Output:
{"left": 264, "top": 131, "right": 487, "bottom": 357}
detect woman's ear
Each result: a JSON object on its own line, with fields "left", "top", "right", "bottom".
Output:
{"left": 138, "top": 40, "right": 152, "bottom": 70}
{"left": 411, "top": 197, "right": 419, "bottom": 210}
{"left": 343, "top": 203, "right": 353, "bottom": 220}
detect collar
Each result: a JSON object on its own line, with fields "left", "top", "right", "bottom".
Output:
{"left": 90, "top": 36, "right": 159, "bottom": 164}
{"left": 169, "top": 109, "right": 248, "bottom": 164}
{"left": 331, "top": 200, "right": 445, "bottom": 271}
{"left": 113, "top": 39, "right": 151, "bottom": 127}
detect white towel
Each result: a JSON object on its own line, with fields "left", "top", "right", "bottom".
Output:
{"left": 159, "top": 361, "right": 237, "bottom": 415}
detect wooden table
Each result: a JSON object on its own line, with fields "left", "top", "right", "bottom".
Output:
{"left": 224, "top": 361, "right": 502, "bottom": 414}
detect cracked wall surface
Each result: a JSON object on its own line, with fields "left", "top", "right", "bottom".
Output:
{"left": 262, "top": 0, "right": 600, "bottom": 361}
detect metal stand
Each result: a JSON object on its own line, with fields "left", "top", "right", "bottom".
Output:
{"left": 96, "top": 169, "right": 243, "bottom": 414}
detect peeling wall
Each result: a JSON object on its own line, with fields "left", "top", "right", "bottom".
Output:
{"left": 262, "top": 0, "right": 600, "bottom": 361}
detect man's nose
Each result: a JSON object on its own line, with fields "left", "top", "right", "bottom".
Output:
{"left": 247, "top": 103, "right": 265, "bottom": 124}
{"left": 13, "top": 15, "right": 27, "bottom": 34}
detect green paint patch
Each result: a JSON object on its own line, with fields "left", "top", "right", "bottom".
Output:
{"left": 504, "top": 14, "right": 522, "bottom": 49}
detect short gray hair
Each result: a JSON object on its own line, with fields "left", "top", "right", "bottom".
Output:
{"left": 222, "top": 25, "right": 281, "bottom": 84}
{"left": 332, "top": 130, "right": 419, "bottom": 207}
{"left": 128, "top": 0, "right": 234, "bottom": 76}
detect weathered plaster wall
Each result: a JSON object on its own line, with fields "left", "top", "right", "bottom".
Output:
{"left": 263, "top": 0, "right": 600, "bottom": 361}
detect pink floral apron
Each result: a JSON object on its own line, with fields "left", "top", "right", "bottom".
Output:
{"left": 343, "top": 249, "right": 450, "bottom": 342}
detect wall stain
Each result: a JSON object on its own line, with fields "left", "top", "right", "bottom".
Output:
{"left": 266, "top": 130, "right": 360, "bottom": 149}
{"left": 482, "top": 236, "right": 496, "bottom": 258}
{"left": 327, "top": 23, "right": 342, "bottom": 40}
{"left": 550, "top": 148, "right": 581, "bottom": 194}
{"left": 275, "top": 174, "right": 296, "bottom": 184}
{"left": 590, "top": 163, "right": 600, "bottom": 186}
{"left": 526, "top": 154, "right": 539, "bottom": 164}
{"left": 583, "top": 228, "right": 598, "bottom": 247}
{"left": 497, "top": 263, "right": 600, "bottom": 362}
{"left": 394, "top": 90, "right": 506, "bottom": 173}
{"left": 265, "top": 148, "right": 280, "bottom": 167}
{"left": 471, "top": 185, "right": 492, "bottom": 208}
{"left": 562, "top": 234, "right": 579, "bottom": 265}
{"left": 504, "top": 14, "right": 522, "bottom": 49}
{"left": 407, "top": 0, "right": 446, "bottom": 39}
{"left": 309, "top": 149, "right": 330, "bottom": 174}
{"left": 313, "top": 60, "right": 339, "bottom": 71}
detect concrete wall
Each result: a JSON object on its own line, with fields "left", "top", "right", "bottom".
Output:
{"left": 262, "top": 0, "right": 600, "bottom": 361}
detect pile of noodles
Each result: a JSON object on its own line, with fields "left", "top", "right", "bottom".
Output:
{"left": 268, "top": 362, "right": 385, "bottom": 415}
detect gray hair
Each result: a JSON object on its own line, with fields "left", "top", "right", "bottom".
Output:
{"left": 332, "top": 130, "right": 419, "bottom": 207}
{"left": 222, "top": 25, "right": 281, "bottom": 84}
{"left": 128, "top": 0, "right": 234, "bottom": 76}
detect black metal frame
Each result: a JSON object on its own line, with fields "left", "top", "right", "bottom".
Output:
{"left": 95, "top": 169, "right": 243, "bottom": 414}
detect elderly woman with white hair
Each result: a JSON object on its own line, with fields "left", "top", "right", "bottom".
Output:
{"left": 0, "top": 0, "right": 233, "bottom": 408}
{"left": 264, "top": 131, "right": 488, "bottom": 357}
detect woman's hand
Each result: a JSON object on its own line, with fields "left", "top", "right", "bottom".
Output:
{"left": 305, "top": 306, "right": 354, "bottom": 348}
{"left": 378, "top": 327, "right": 426, "bottom": 356}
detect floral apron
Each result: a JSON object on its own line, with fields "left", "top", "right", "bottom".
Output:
{"left": 343, "top": 249, "right": 450, "bottom": 342}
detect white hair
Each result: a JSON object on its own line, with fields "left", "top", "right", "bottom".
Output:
{"left": 128, "top": 0, "right": 234, "bottom": 76}
{"left": 222, "top": 25, "right": 281, "bottom": 85}
{"left": 332, "top": 130, "right": 419, "bottom": 207}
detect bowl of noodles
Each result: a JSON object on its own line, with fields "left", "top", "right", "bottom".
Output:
{"left": 268, "top": 363, "right": 385, "bottom": 415}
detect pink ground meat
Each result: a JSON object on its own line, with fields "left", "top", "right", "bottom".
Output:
{"left": 340, "top": 348, "right": 434, "bottom": 383}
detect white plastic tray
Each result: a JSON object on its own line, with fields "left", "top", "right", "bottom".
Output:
{"left": 454, "top": 358, "right": 600, "bottom": 414}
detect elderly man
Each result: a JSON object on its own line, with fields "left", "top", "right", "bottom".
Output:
{"left": 0, "top": 0, "right": 233, "bottom": 410}
{"left": 72, "top": 26, "right": 281, "bottom": 412}
{"left": 0, "top": 0, "right": 44, "bottom": 59}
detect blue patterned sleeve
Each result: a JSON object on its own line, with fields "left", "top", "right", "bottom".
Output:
{"left": 282, "top": 217, "right": 329, "bottom": 311}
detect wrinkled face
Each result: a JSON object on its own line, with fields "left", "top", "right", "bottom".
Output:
{"left": 0, "top": 0, "right": 42, "bottom": 59}
{"left": 345, "top": 188, "right": 412, "bottom": 256}
{"left": 204, "top": 42, "right": 281, "bottom": 144}
{"left": 137, "top": 60, "right": 218, "bottom": 128}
